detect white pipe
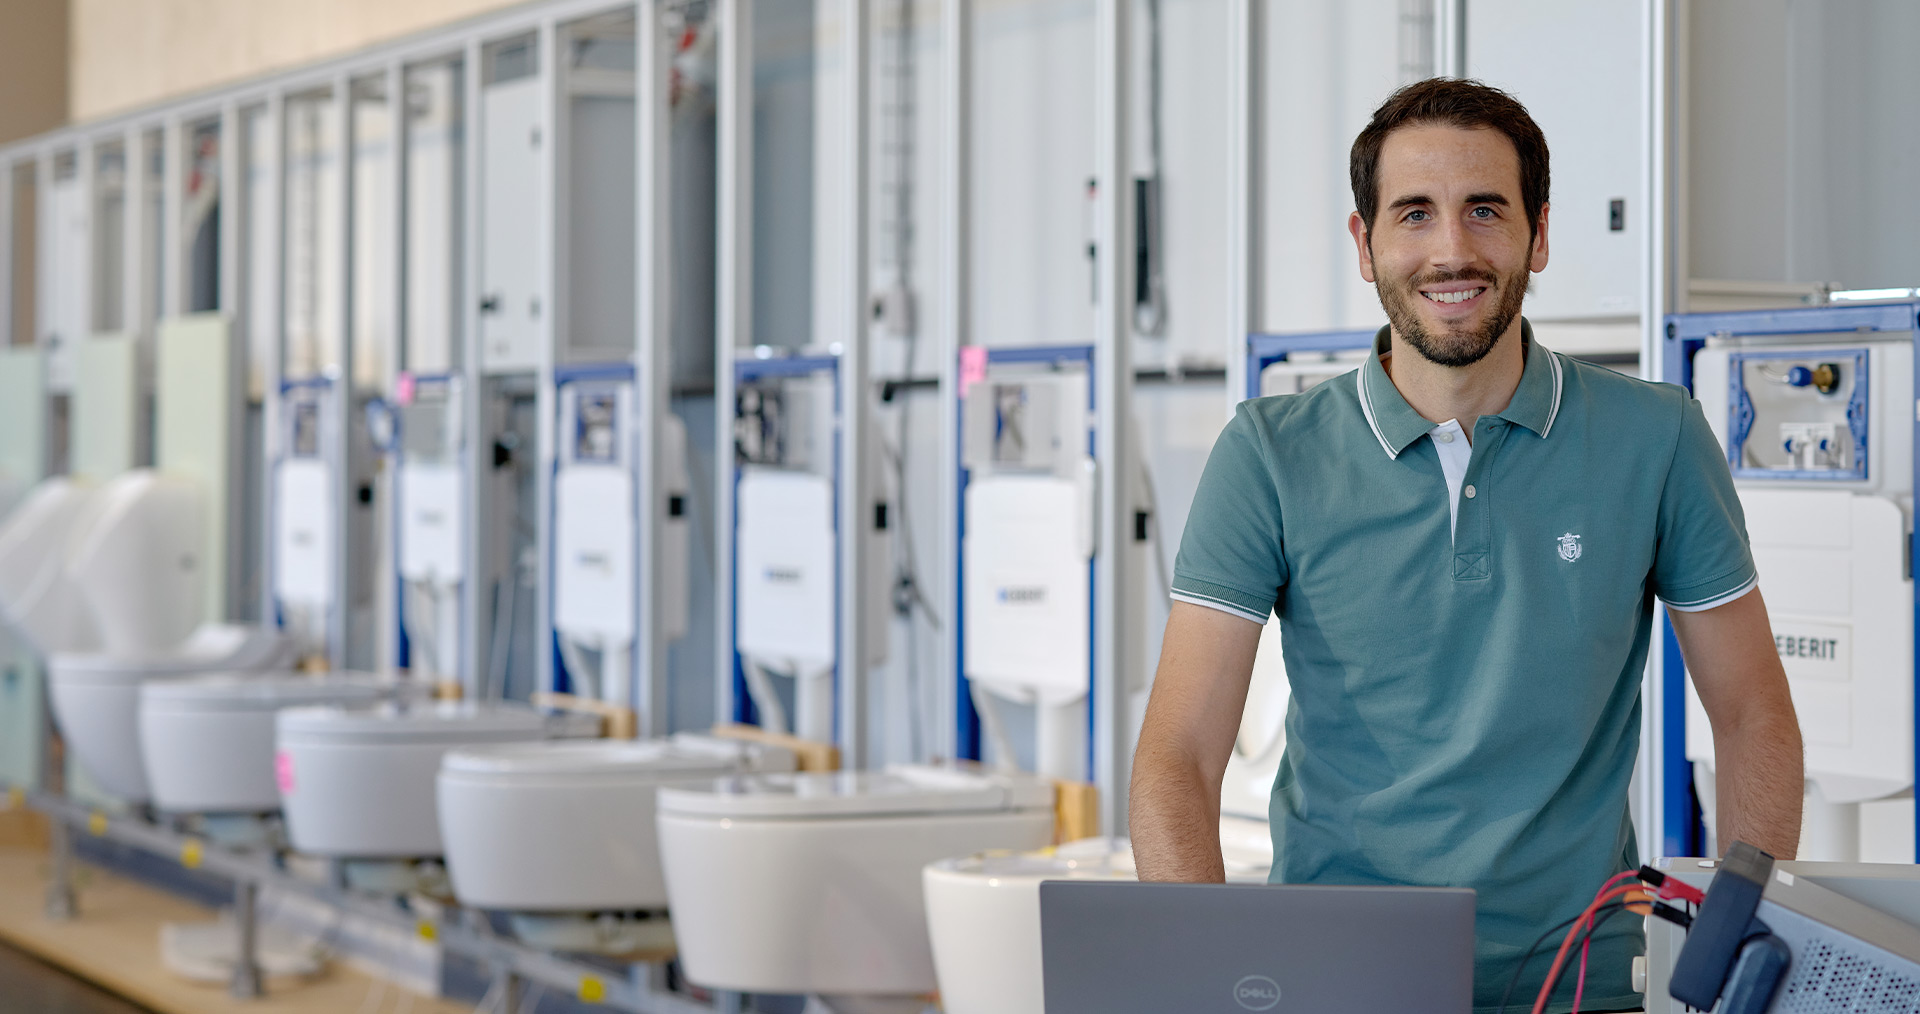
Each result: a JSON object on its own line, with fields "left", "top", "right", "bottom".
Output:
{"left": 601, "top": 636, "right": 632, "bottom": 712}
{"left": 741, "top": 656, "right": 790, "bottom": 736}
{"left": 1802, "top": 784, "right": 1861, "bottom": 863}
{"left": 1036, "top": 697, "right": 1088, "bottom": 783}
{"left": 435, "top": 580, "right": 460, "bottom": 688}
{"left": 556, "top": 635, "right": 599, "bottom": 703}
{"left": 969, "top": 684, "right": 1019, "bottom": 774}
{"left": 796, "top": 662, "right": 835, "bottom": 745}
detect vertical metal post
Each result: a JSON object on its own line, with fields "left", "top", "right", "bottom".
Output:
{"left": 1224, "top": 0, "right": 1261, "bottom": 417}
{"left": 228, "top": 879, "right": 263, "bottom": 997}
{"left": 936, "top": 0, "right": 970, "bottom": 762}
{"left": 838, "top": 0, "right": 873, "bottom": 769}
{"left": 534, "top": 18, "right": 560, "bottom": 698}
{"left": 330, "top": 76, "right": 357, "bottom": 667}
{"left": 714, "top": 0, "right": 753, "bottom": 729}
{"left": 1432, "top": 0, "right": 1466, "bottom": 77}
{"left": 35, "top": 151, "right": 53, "bottom": 358}
{"left": 261, "top": 93, "right": 287, "bottom": 625}
{"left": 0, "top": 158, "right": 13, "bottom": 345}
{"left": 381, "top": 61, "right": 409, "bottom": 680}
{"left": 123, "top": 127, "right": 147, "bottom": 342}
{"left": 460, "top": 41, "right": 489, "bottom": 697}
{"left": 1092, "top": 0, "right": 1134, "bottom": 835}
{"left": 161, "top": 117, "right": 185, "bottom": 320}
{"left": 1640, "top": 0, "right": 1678, "bottom": 860}
{"left": 42, "top": 704, "right": 74, "bottom": 919}
{"left": 634, "top": 0, "right": 673, "bottom": 736}
{"left": 220, "top": 102, "right": 246, "bottom": 620}
{"left": 74, "top": 143, "right": 95, "bottom": 341}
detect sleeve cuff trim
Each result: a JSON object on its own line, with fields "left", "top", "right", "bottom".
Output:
{"left": 1663, "top": 573, "right": 1758, "bottom": 612}
{"left": 1169, "top": 590, "right": 1270, "bottom": 625}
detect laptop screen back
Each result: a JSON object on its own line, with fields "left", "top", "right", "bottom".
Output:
{"left": 1040, "top": 881, "right": 1475, "bottom": 1014}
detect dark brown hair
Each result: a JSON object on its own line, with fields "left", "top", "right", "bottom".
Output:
{"left": 1350, "top": 78, "right": 1549, "bottom": 241}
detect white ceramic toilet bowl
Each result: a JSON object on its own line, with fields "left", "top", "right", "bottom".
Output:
{"left": 923, "top": 838, "right": 1135, "bottom": 1014}
{"left": 656, "top": 764, "right": 1055, "bottom": 1008}
{"left": 276, "top": 701, "right": 553, "bottom": 858}
{"left": 140, "top": 672, "right": 389, "bottom": 814}
{"left": 438, "top": 734, "right": 797, "bottom": 913}
{"left": 48, "top": 623, "right": 295, "bottom": 802}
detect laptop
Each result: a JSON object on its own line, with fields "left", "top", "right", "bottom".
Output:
{"left": 1040, "top": 881, "right": 1476, "bottom": 1013}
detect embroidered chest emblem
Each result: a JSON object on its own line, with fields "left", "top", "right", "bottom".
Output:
{"left": 1557, "top": 532, "right": 1583, "bottom": 562}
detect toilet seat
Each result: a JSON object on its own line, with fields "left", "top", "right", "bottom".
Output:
{"left": 47, "top": 623, "right": 295, "bottom": 802}
{"left": 656, "top": 765, "right": 1056, "bottom": 1000}
{"left": 437, "top": 734, "right": 796, "bottom": 913}
{"left": 924, "top": 839, "right": 1135, "bottom": 1014}
{"left": 139, "top": 672, "right": 389, "bottom": 814}
{"left": 277, "top": 702, "right": 551, "bottom": 859}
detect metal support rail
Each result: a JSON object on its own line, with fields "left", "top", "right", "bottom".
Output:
{"left": 4, "top": 784, "right": 714, "bottom": 1014}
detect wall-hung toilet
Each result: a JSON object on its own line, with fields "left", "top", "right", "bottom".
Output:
{"left": 923, "top": 839, "right": 1136, "bottom": 1014}
{"left": 436, "top": 734, "right": 796, "bottom": 953}
{"left": 275, "top": 701, "right": 559, "bottom": 862}
{"left": 656, "top": 764, "right": 1055, "bottom": 1012}
{"left": 140, "top": 672, "right": 390, "bottom": 814}
{"left": 49, "top": 624, "right": 295, "bottom": 802}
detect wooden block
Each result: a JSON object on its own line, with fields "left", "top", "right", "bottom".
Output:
{"left": 0, "top": 807, "right": 47, "bottom": 848}
{"left": 432, "top": 681, "right": 463, "bottom": 702}
{"left": 1053, "top": 781, "right": 1100, "bottom": 845}
{"left": 708, "top": 724, "right": 841, "bottom": 772}
{"left": 529, "top": 692, "right": 637, "bottom": 739}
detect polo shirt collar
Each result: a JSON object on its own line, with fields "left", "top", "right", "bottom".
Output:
{"left": 1356, "top": 317, "right": 1563, "bottom": 460}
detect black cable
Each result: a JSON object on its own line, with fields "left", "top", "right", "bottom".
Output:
{"left": 1495, "top": 902, "right": 1629, "bottom": 1014}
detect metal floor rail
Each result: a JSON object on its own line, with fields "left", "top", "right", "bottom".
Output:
{"left": 1, "top": 782, "right": 725, "bottom": 1014}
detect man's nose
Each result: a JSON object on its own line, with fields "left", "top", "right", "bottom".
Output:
{"left": 1429, "top": 215, "right": 1475, "bottom": 272}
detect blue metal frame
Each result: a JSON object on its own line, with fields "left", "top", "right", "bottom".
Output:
{"left": 1664, "top": 301, "right": 1920, "bottom": 862}
{"left": 1245, "top": 329, "right": 1380, "bottom": 400}
{"left": 953, "top": 344, "right": 1098, "bottom": 778}
{"left": 728, "top": 354, "right": 844, "bottom": 741}
{"left": 548, "top": 362, "right": 638, "bottom": 697}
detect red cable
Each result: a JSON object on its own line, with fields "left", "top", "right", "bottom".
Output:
{"left": 1531, "top": 885, "right": 1645, "bottom": 1014}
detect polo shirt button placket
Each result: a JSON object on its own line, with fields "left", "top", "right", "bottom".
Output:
{"left": 1451, "top": 422, "right": 1507, "bottom": 582}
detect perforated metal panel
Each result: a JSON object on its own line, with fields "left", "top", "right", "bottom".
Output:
{"left": 1767, "top": 902, "right": 1920, "bottom": 1013}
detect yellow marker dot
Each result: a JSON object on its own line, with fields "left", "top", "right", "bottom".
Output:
{"left": 416, "top": 921, "right": 437, "bottom": 941}
{"left": 87, "top": 811, "right": 108, "bottom": 836}
{"left": 180, "top": 840, "right": 203, "bottom": 869}
{"left": 578, "top": 976, "right": 606, "bottom": 1003}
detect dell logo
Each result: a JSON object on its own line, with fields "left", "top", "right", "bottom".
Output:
{"left": 1233, "top": 974, "right": 1281, "bottom": 1011}
{"left": 996, "top": 586, "right": 1046, "bottom": 604}
{"left": 764, "top": 567, "right": 803, "bottom": 584}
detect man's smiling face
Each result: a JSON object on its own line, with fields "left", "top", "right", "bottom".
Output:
{"left": 1349, "top": 123, "right": 1549, "bottom": 368}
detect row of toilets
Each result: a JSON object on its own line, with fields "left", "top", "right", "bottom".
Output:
{"left": 0, "top": 472, "right": 1285, "bottom": 1014}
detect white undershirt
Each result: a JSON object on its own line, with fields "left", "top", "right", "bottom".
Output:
{"left": 1429, "top": 419, "right": 1472, "bottom": 540}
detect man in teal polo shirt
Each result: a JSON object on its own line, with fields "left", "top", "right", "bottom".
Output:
{"left": 1130, "top": 79, "right": 1804, "bottom": 1012}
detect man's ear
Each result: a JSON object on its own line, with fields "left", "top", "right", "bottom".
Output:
{"left": 1530, "top": 202, "right": 1551, "bottom": 273}
{"left": 1349, "top": 211, "right": 1376, "bottom": 284}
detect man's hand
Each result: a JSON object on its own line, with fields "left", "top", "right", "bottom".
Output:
{"left": 1671, "top": 587, "right": 1803, "bottom": 859}
{"left": 1130, "top": 601, "right": 1266, "bottom": 882}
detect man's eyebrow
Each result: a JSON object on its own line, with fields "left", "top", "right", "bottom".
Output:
{"left": 1386, "top": 194, "right": 1431, "bottom": 212}
{"left": 1463, "top": 192, "right": 1511, "bottom": 206}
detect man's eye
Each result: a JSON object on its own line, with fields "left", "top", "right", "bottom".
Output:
{"left": 1470, "top": 206, "right": 1495, "bottom": 219}
{"left": 1405, "top": 209, "right": 1429, "bottom": 222}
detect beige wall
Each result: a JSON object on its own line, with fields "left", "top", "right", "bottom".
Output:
{"left": 71, "top": 0, "right": 526, "bottom": 121}
{"left": 0, "top": 0, "right": 70, "bottom": 143}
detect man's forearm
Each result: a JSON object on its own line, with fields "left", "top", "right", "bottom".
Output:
{"left": 1714, "top": 708, "right": 1803, "bottom": 860}
{"left": 1128, "top": 747, "right": 1227, "bottom": 883}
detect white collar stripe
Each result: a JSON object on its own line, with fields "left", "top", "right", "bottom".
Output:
{"left": 1356, "top": 369, "right": 1400, "bottom": 459}
{"left": 1541, "top": 349, "right": 1564, "bottom": 438}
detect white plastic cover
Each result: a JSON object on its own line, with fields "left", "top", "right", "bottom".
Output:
{"left": 0, "top": 477, "right": 99, "bottom": 655}
{"left": 65, "top": 471, "right": 206, "bottom": 657}
{"left": 397, "top": 462, "right": 463, "bottom": 584}
{"left": 273, "top": 458, "right": 335, "bottom": 611}
{"left": 963, "top": 471, "right": 1094, "bottom": 703}
{"left": 736, "top": 467, "right": 836, "bottom": 670}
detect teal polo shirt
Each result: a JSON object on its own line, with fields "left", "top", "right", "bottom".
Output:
{"left": 1172, "top": 321, "right": 1755, "bottom": 1013}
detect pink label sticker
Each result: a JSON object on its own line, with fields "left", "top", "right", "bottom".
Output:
{"left": 275, "top": 750, "right": 295, "bottom": 796}
{"left": 958, "top": 346, "right": 988, "bottom": 397}
{"left": 395, "top": 372, "right": 416, "bottom": 406}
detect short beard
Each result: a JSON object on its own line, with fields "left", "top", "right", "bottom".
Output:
{"left": 1376, "top": 265, "right": 1529, "bottom": 368}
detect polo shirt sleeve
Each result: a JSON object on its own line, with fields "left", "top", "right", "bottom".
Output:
{"left": 1169, "top": 402, "right": 1285, "bottom": 625}
{"left": 1651, "top": 393, "right": 1758, "bottom": 612}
